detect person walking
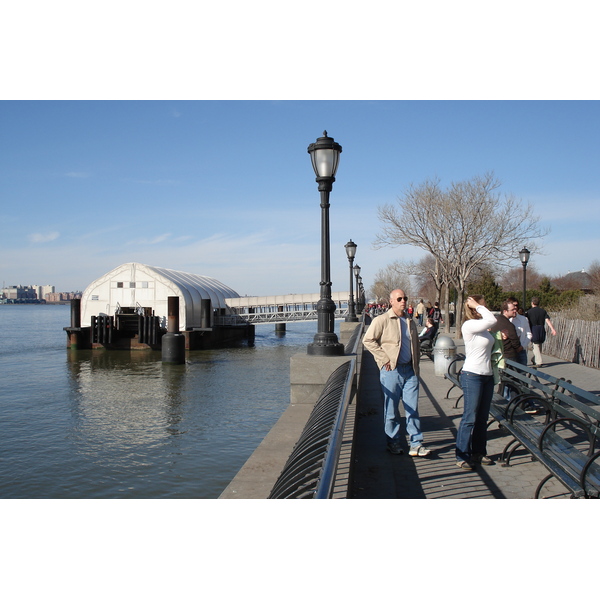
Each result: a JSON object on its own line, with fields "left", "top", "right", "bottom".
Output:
{"left": 426, "top": 301, "right": 433, "bottom": 319}
{"left": 455, "top": 295, "right": 497, "bottom": 470}
{"left": 363, "top": 289, "right": 430, "bottom": 457}
{"left": 431, "top": 301, "right": 443, "bottom": 327}
{"left": 416, "top": 299, "right": 425, "bottom": 326}
{"left": 526, "top": 297, "right": 557, "bottom": 368}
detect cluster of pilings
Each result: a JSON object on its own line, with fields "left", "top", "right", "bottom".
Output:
{"left": 65, "top": 296, "right": 254, "bottom": 361}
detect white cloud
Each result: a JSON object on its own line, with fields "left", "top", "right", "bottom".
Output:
{"left": 27, "top": 231, "right": 60, "bottom": 243}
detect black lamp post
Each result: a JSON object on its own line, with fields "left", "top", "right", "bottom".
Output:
{"left": 357, "top": 276, "right": 364, "bottom": 313}
{"left": 307, "top": 131, "right": 345, "bottom": 356}
{"left": 361, "top": 287, "right": 366, "bottom": 313}
{"left": 344, "top": 240, "right": 358, "bottom": 322}
{"left": 353, "top": 264, "right": 361, "bottom": 313}
{"left": 519, "top": 247, "right": 531, "bottom": 309}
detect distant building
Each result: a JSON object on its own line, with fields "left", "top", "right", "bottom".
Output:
{"left": 46, "top": 291, "right": 81, "bottom": 302}
{"left": 36, "top": 285, "right": 55, "bottom": 300}
{"left": 1, "top": 285, "right": 37, "bottom": 300}
{"left": 553, "top": 270, "right": 593, "bottom": 294}
{"left": 1, "top": 284, "right": 81, "bottom": 303}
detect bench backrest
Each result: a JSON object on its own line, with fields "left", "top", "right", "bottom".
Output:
{"left": 502, "top": 360, "right": 567, "bottom": 402}
{"left": 556, "top": 378, "right": 600, "bottom": 410}
{"left": 502, "top": 359, "right": 600, "bottom": 440}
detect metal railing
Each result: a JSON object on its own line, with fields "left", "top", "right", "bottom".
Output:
{"left": 268, "top": 360, "right": 355, "bottom": 499}
{"left": 268, "top": 320, "right": 365, "bottom": 499}
{"left": 226, "top": 308, "right": 349, "bottom": 324}
{"left": 214, "top": 314, "right": 252, "bottom": 326}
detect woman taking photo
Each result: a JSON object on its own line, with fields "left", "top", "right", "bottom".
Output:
{"left": 455, "top": 295, "right": 498, "bottom": 470}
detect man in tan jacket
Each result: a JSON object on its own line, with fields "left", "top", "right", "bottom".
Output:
{"left": 363, "top": 289, "right": 430, "bottom": 457}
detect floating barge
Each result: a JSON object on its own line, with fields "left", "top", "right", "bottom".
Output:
{"left": 64, "top": 262, "right": 254, "bottom": 351}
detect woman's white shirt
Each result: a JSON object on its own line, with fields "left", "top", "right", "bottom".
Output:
{"left": 461, "top": 306, "right": 497, "bottom": 376}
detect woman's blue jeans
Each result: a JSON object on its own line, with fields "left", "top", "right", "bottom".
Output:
{"left": 379, "top": 363, "right": 423, "bottom": 448}
{"left": 455, "top": 371, "right": 494, "bottom": 462}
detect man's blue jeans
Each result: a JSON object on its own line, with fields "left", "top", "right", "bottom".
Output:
{"left": 380, "top": 363, "right": 423, "bottom": 448}
{"left": 456, "top": 371, "right": 494, "bottom": 462}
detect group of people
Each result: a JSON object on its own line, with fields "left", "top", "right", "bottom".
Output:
{"left": 362, "top": 289, "right": 556, "bottom": 470}
{"left": 408, "top": 299, "right": 444, "bottom": 328}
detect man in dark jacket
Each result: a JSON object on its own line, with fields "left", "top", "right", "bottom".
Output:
{"left": 491, "top": 300, "right": 525, "bottom": 401}
{"left": 491, "top": 300, "right": 524, "bottom": 361}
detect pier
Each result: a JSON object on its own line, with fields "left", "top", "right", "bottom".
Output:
{"left": 64, "top": 262, "right": 352, "bottom": 351}
{"left": 220, "top": 321, "right": 600, "bottom": 499}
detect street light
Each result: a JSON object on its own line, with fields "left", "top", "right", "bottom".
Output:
{"left": 344, "top": 240, "right": 358, "bottom": 322}
{"left": 519, "top": 247, "right": 531, "bottom": 309}
{"left": 357, "top": 276, "right": 364, "bottom": 314}
{"left": 307, "top": 131, "right": 345, "bottom": 356}
{"left": 353, "top": 264, "right": 361, "bottom": 314}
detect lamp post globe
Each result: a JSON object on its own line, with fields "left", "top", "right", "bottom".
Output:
{"left": 307, "top": 132, "right": 345, "bottom": 356}
{"left": 344, "top": 240, "right": 358, "bottom": 322}
{"left": 519, "top": 247, "right": 530, "bottom": 309}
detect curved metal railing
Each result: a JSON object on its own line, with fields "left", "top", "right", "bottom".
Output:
{"left": 268, "top": 360, "right": 355, "bottom": 499}
{"left": 268, "top": 319, "right": 365, "bottom": 499}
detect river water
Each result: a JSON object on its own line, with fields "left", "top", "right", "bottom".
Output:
{"left": 0, "top": 304, "right": 328, "bottom": 499}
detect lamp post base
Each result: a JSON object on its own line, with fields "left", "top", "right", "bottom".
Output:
{"left": 307, "top": 336, "right": 345, "bottom": 356}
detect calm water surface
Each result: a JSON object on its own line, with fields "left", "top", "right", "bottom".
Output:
{"left": 0, "top": 304, "right": 328, "bottom": 498}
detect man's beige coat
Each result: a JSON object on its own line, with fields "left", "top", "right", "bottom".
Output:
{"left": 363, "top": 309, "right": 421, "bottom": 376}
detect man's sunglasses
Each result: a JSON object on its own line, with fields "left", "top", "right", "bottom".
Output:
{"left": 396, "top": 296, "right": 409, "bottom": 302}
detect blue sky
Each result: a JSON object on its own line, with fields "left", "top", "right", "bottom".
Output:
{"left": 1, "top": 100, "right": 599, "bottom": 296}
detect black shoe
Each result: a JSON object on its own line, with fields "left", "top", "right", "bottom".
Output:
{"left": 387, "top": 441, "right": 404, "bottom": 455}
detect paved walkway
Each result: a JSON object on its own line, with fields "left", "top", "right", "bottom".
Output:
{"left": 350, "top": 336, "right": 600, "bottom": 499}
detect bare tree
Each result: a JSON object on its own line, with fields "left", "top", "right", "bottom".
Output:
{"left": 498, "top": 265, "right": 544, "bottom": 292}
{"left": 375, "top": 172, "right": 548, "bottom": 337}
{"left": 413, "top": 254, "right": 453, "bottom": 332}
{"left": 369, "top": 261, "right": 412, "bottom": 303}
{"left": 589, "top": 260, "right": 600, "bottom": 294}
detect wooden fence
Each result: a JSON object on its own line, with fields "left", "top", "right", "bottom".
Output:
{"left": 543, "top": 315, "right": 600, "bottom": 369}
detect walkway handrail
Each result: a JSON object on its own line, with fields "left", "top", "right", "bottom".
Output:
{"left": 268, "top": 359, "right": 355, "bottom": 499}
{"left": 314, "top": 360, "right": 356, "bottom": 499}
{"left": 345, "top": 318, "right": 364, "bottom": 355}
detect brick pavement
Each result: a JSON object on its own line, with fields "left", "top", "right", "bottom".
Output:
{"left": 350, "top": 335, "right": 600, "bottom": 499}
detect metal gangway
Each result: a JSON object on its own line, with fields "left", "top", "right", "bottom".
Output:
{"left": 224, "top": 292, "right": 352, "bottom": 324}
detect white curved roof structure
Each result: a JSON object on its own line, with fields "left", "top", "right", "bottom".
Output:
{"left": 80, "top": 262, "right": 240, "bottom": 330}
